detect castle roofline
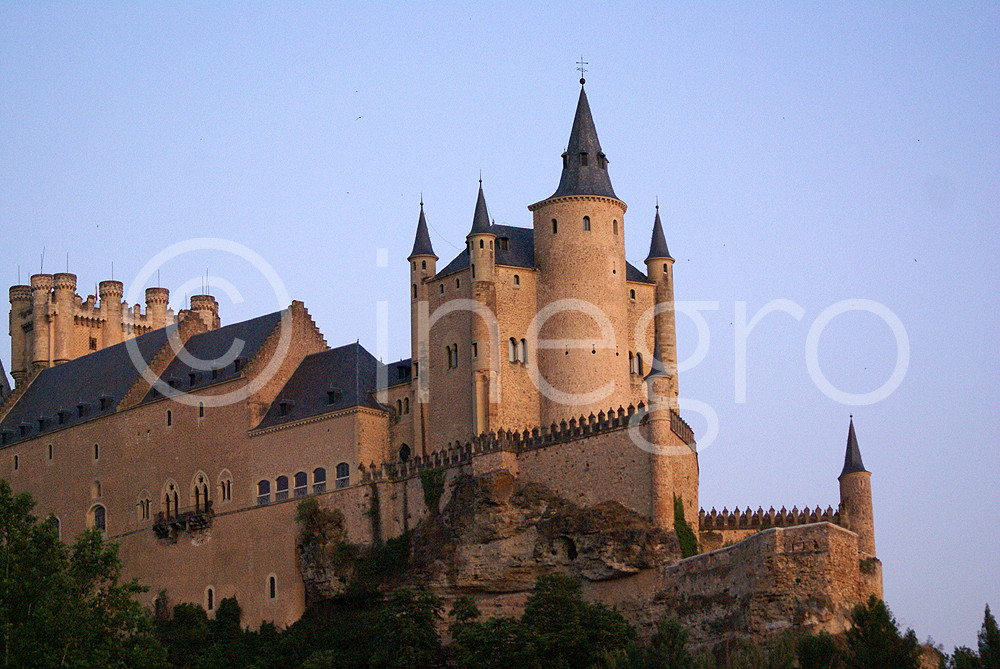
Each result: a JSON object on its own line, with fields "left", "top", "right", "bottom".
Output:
{"left": 546, "top": 85, "right": 618, "bottom": 200}
{"left": 839, "top": 417, "right": 869, "bottom": 477}
{"left": 645, "top": 206, "right": 672, "bottom": 261}
{"left": 408, "top": 203, "right": 437, "bottom": 260}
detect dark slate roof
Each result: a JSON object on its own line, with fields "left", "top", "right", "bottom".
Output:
{"left": 549, "top": 86, "right": 617, "bottom": 200}
{"left": 469, "top": 183, "right": 493, "bottom": 235}
{"left": 0, "top": 328, "right": 168, "bottom": 446}
{"left": 437, "top": 224, "right": 535, "bottom": 277}
{"left": 386, "top": 357, "right": 412, "bottom": 386}
{"left": 0, "top": 359, "right": 10, "bottom": 399}
{"left": 408, "top": 204, "right": 437, "bottom": 259}
{"left": 140, "top": 311, "right": 284, "bottom": 404}
{"left": 840, "top": 418, "right": 868, "bottom": 477}
{"left": 644, "top": 346, "right": 670, "bottom": 380}
{"left": 255, "top": 342, "right": 383, "bottom": 430}
{"left": 625, "top": 261, "right": 652, "bottom": 284}
{"left": 645, "top": 207, "right": 672, "bottom": 261}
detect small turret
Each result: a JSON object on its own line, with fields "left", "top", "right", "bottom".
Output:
{"left": 30, "top": 274, "right": 53, "bottom": 371}
{"left": 838, "top": 417, "right": 876, "bottom": 556}
{"left": 408, "top": 200, "right": 437, "bottom": 456}
{"left": 145, "top": 287, "right": 170, "bottom": 331}
{"left": 467, "top": 181, "right": 497, "bottom": 283}
{"left": 99, "top": 280, "right": 124, "bottom": 347}
{"left": 51, "top": 273, "right": 77, "bottom": 365}
{"left": 8, "top": 284, "right": 31, "bottom": 387}
{"left": 189, "top": 294, "right": 220, "bottom": 330}
{"left": 644, "top": 205, "right": 678, "bottom": 410}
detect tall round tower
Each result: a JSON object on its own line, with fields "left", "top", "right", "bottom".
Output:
{"left": 51, "top": 272, "right": 77, "bottom": 365}
{"left": 408, "top": 200, "right": 437, "bottom": 455}
{"left": 8, "top": 285, "right": 32, "bottom": 386}
{"left": 644, "top": 207, "right": 679, "bottom": 411}
{"left": 528, "top": 82, "right": 630, "bottom": 425}
{"left": 99, "top": 280, "right": 124, "bottom": 347}
{"left": 30, "top": 274, "right": 53, "bottom": 371}
{"left": 467, "top": 183, "right": 498, "bottom": 435}
{"left": 839, "top": 417, "right": 876, "bottom": 557}
{"left": 145, "top": 287, "right": 170, "bottom": 331}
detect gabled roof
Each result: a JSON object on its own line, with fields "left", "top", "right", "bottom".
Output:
{"left": 0, "top": 328, "right": 168, "bottom": 446}
{"left": 386, "top": 357, "right": 412, "bottom": 386}
{"left": 625, "top": 262, "right": 653, "bottom": 284}
{"left": 140, "top": 311, "right": 284, "bottom": 404}
{"left": 645, "top": 207, "right": 672, "bottom": 261}
{"left": 840, "top": 417, "right": 868, "bottom": 477}
{"left": 408, "top": 204, "right": 437, "bottom": 259}
{"left": 549, "top": 85, "right": 617, "bottom": 200}
{"left": 255, "top": 342, "right": 383, "bottom": 430}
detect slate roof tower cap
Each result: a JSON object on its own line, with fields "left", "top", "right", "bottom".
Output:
{"left": 840, "top": 416, "right": 868, "bottom": 477}
{"left": 645, "top": 205, "right": 672, "bottom": 261}
{"left": 408, "top": 201, "right": 437, "bottom": 259}
{"left": 549, "top": 84, "right": 618, "bottom": 200}
{"left": 468, "top": 181, "right": 495, "bottom": 236}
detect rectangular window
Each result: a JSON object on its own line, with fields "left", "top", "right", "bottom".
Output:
{"left": 472, "top": 342, "right": 478, "bottom": 358}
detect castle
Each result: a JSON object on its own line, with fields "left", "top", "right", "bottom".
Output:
{"left": 1, "top": 82, "right": 881, "bottom": 637}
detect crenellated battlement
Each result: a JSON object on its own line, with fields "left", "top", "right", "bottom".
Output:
{"left": 699, "top": 504, "right": 842, "bottom": 532}
{"left": 362, "top": 403, "right": 695, "bottom": 483}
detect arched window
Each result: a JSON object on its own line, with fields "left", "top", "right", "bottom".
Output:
{"left": 519, "top": 339, "right": 527, "bottom": 364}
{"left": 479, "top": 239, "right": 484, "bottom": 249}
{"left": 313, "top": 468, "right": 326, "bottom": 494}
{"left": 162, "top": 481, "right": 179, "bottom": 519}
{"left": 629, "top": 289, "right": 636, "bottom": 300}
{"left": 199, "top": 402, "right": 205, "bottom": 418}
{"left": 663, "top": 263, "right": 668, "bottom": 273}
{"left": 403, "top": 398, "right": 409, "bottom": 414}
{"left": 335, "top": 462, "right": 350, "bottom": 489}
{"left": 294, "top": 471, "right": 308, "bottom": 498}
{"left": 514, "top": 274, "right": 520, "bottom": 285}
{"left": 455, "top": 278, "right": 460, "bottom": 289}
{"left": 421, "top": 260, "right": 426, "bottom": 270}
{"left": 218, "top": 470, "right": 233, "bottom": 503}
{"left": 12, "top": 454, "right": 17, "bottom": 471}
{"left": 552, "top": 219, "right": 558, "bottom": 234}
{"left": 89, "top": 505, "right": 106, "bottom": 532}
{"left": 396, "top": 399, "right": 403, "bottom": 415}
{"left": 137, "top": 492, "right": 151, "bottom": 522}
{"left": 613, "top": 220, "right": 618, "bottom": 235}
{"left": 275, "top": 475, "right": 289, "bottom": 502}
{"left": 439, "top": 284, "right": 444, "bottom": 294}
{"left": 629, "top": 351, "right": 635, "bottom": 374}
{"left": 256, "top": 480, "right": 271, "bottom": 506}
{"left": 206, "top": 587, "right": 215, "bottom": 612}
{"left": 636, "top": 353, "right": 644, "bottom": 376}
{"left": 47, "top": 444, "right": 53, "bottom": 460}
{"left": 91, "top": 480, "right": 102, "bottom": 499}
{"left": 268, "top": 575, "right": 277, "bottom": 600}
{"left": 399, "top": 444, "right": 411, "bottom": 462}
{"left": 508, "top": 338, "right": 517, "bottom": 363}
{"left": 583, "top": 216, "right": 591, "bottom": 231}
{"left": 192, "top": 472, "right": 210, "bottom": 512}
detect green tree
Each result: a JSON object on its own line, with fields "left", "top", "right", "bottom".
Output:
{"left": 952, "top": 646, "right": 982, "bottom": 669}
{"left": 845, "top": 595, "right": 921, "bottom": 669}
{"left": 798, "top": 631, "right": 844, "bottom": 669}
{"left": 980, "top": 605, "right": 1000, "bottom": 669}
{"left": 0, "top": 479, "right": 165, "bottom": 668}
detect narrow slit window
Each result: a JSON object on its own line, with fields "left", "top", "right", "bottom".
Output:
{"left": 583, "top": 216, "right": 591, "bottom": 231}
{"left": 552, "top": 219, "right": 558, "bottom": 234}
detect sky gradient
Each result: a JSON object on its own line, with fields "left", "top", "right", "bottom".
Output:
{"left": 2, "top": 2, "right": 998, "bottom": 650}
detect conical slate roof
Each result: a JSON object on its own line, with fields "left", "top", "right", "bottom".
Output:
{"left": 550, "top": 85, "right": 617, "bottom": 200}
{"left": 840, "top": 417, "right": 868, "bottom": 477}
{"left": 646, "top": 206, "right": 672, "bottom": 261}
{"left": 469, "top": 182, "right": 493, "bottom": 235}
{"left": 644, "top": 345, "right": 671, "bottom": 381}
{"left": 408, "top": 203, "right": 437, "bottom": 259}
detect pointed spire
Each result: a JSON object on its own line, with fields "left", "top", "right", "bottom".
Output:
{"left": 645, "top": 204, "right": 672, "bottom": 261}
{"left": 550, "top": 84, "right": 617, "bottom": 200}
{"left": 408, "top": 201, "right": 437, "bottom": 259}
{"left": 644, "top": 345, "right": 670, "bottom": 381}
{"left": 840, "top": 416, "right": 868, "bottom": 477}
{"left": 469, "top": 180, "right": 493, "bottom": 235}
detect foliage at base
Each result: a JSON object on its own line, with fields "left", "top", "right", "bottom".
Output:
{"left": 420, "top": 468, "right": 447, "bottom": 512}
{"left": 674, "top": 495, "right": 699, "bottom": 558}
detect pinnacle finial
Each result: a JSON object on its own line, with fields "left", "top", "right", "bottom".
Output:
{"left": 576, "top": 56, "right": 588, "bottom": 85}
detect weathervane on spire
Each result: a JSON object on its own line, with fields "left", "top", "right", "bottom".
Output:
{"left": 576, "top": 56, "right": 588, "bottom": 85}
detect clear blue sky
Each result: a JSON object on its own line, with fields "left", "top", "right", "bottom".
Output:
{"left": 2, "top": 2, "right": 997, "bottom": 650}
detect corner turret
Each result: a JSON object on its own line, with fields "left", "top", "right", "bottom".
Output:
{"left": 99, "top": 280, "right": 124, "bottom": 347}
{"left": 408, "top": 200, "right": 437, "bottom": 454}
{"left": 467, "top": 181, "right": 497, "bottom": 284}
{"left": 8, "top": 284, "right": 31, "bottom": 387}
{"left": 838, "top": 417, "right": 876, "bottom": 556}
{"left": 644, "top": 205, "right": 678, "bottom": 410}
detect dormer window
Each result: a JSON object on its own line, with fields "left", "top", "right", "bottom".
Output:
{"left": 580, "top": 152, "right": 588, "bottom": 166}
{"left": 189, "top": 373, "right": 198, "bottom": 386}
{"left": 211, "top": 368, "right": 219, "bottom": 380}
{"left": 57, "top": 411, "right": 67, "bottom": 425}
{"left": 38, "top": 418, "right": 45, "bottom": 432}
{"left": 327, "top": 390, "right": 339, "bottom": 404}
{"left": 99, "top": 397, "right": 111, "bottom": 411}
{"left": 76, "top": 403, "right": 88, "bottom": 418}
{"left": 279, "top": 402, "right": 290, "bottom": 417}
{"left": 19, "top": 425, "right": 28, "bottom": 438}
{"left": 233, "top": 358, "right": 241, "bottom": 373}
{"left": 598, "top": 153, "right": 607, "bottom": 169}
{"left": 397, "top": 366, "right": 407, "bottom": 380}
{"left": 499, "top": 237, "right": 509, "bottom": 250}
